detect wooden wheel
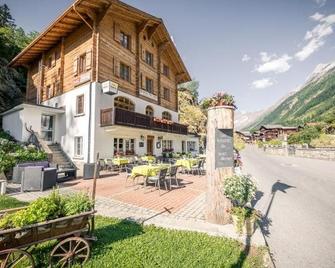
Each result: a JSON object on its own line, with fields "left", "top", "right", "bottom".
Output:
{"left": 49, "top": 237, "right": 90, "bottom": 267}
{"left": 0, "top": 248, "right": 35, "bottom": 268}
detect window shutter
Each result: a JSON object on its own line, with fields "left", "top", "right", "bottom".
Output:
{"left": 114, "top": 58, "right": 120, "bottom": 77}
{"left": 52, "top": 53, "right": 56, "bottom": 67}
{"left": 73, "top": 57, "right": 78, "bottom": 76}
{"left": 114, "top": 22, "right": 120, "bottom": 42}
{"left": 86, "top": 50, "right": 92, "bottom": 70}
{"left": 131, "top": 35, "right": 136, "bottom": 53}
{"left": 140, "top": 45, "right": 145, "bottom": 60}
{"left": 140, "top": 73, "right": 143, "bottom": 88}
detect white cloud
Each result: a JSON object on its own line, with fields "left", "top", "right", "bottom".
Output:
{"left": 256, "top": 54, "right": 292, "bottom": 74}
{"left": 259, "top": 52, "right": 275, "bottom": 62}
{"left": 305, "top": 23, "right": 333, "bottom": 40}
{"left": 242, "top": 54, "right": 251, "bottom": 62}
{"left": 314, "top": 0, "right": 327, "bottom": 7}
{"left": 310, "top": 12, "right": 324, "bottom": 21}
{"left": 295, "top": 38, "right": 325, "bottom": 61}
{"left": 252, "top": 78, "right": 275, "bottom": 89}
{"left": 296, "top": 12, "right": 335, "bottom": 61}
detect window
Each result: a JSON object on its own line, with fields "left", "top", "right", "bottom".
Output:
{"left": 145, "top": 106, "right": 154, "bottom": 117}
{"left": 120, "top": 32, "right": 130, "bottom": 49}
{"left": 145, "top": 50, "right": 154, "bottom": 66}
{"left": 162, "top": 111, "right": 172, "bottom": 120}
{"left": 114, "top": 96, "right": 135, "bottom": 111}
{"left": 74, "top": 137, "right": 83, "bottom": 157}
{"left": 78, "top": 53, "right": 86, "bottom": 74}
{"left": 47, "top": 56, "right": 52, "bottom": 68}
{"left": 163, "top": 64, "right": 169, "bottom": 77}
{"left": 163, "top": 88, "right": 170, "bottom": 101}
{"left": 46, "top": 85, "right": 53, "bottom": 99}
{"left": 120, "top": 63, "right": 130, "bottom": 82}
{"left": 76, "top": 94, "right": 84, "bottom": 115}
{"left": 162, "top": 140, "right": 173, "bottom": 152}
{"left": 145, "top": 77, "right": 153, "bottom": 93}
{"left": 187, "top": 141, "right": 196, "bottom": 152}
{"left": 113, "top": 138, "right": 135, "bottom": 155}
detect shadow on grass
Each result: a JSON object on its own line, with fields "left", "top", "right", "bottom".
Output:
{"left": 231, "top": 236, "right": 251, "bottom": 268}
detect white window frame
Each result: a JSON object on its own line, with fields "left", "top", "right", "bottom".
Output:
{"left": 76, "top": 94, "right": 85, "bottom": 116}
{"left": 74, "top": 136, "right": 83, "bottom": 158}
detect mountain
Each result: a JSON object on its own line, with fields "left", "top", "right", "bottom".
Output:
{"left": 244, "top": 61, "right": 335, "bottom": 131}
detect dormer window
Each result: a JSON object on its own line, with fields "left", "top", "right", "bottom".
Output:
{"left": 145, "top": 51, "right": 154, "bottom": 66}
{"left": 120, "top": 32, "right": 130, "bottom": 50}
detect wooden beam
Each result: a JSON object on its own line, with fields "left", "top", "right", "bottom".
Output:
{"left": 137, "top": 20, "right": 150, "bottom": 34}
{"left": 176, "top": 72, "right": 186, "bottom": 83}
{"left": 147, "top": 23, "right": 160, "bottom": 40}
{"left": 60, "top": 37, "right": 65, "bottom": 94}
{"left": 157, "top": 47, "right": 162, "bottom": 105}
{"left": 92, "top": 21, "right": 98, "bottom": 82}
{"left": 96, "top": 3, "right": 112, "bottom": 25}
{"left": 38, "top": 53, "right": 45, "bottom": 104}
{"left": 158, "top": 41, "right": 169, "bottom": 52}
{"left": 76, "top": 6, "right": 97, "bottom": 22}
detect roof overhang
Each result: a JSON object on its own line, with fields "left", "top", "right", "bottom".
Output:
{"left": 9, "top": 0, "right": 191, "bottom": 83}
{"left": 1, "top": 103, "right": 65, "bottom": 116}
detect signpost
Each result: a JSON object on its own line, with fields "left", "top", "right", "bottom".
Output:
{"left": 206, "top": 106, "right": 235, "bottom": 225}
{"left": 215, "top": 128, "right": 234, "bottom": 169}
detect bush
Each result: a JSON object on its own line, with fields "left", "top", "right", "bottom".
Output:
{"left": 0, "top": 133, "right": 47, "bottom": 172}
{"left": 234, "top": 135, "right": 245, "bottom": 151}
{"left": 223, "top": 175, "right": 257, "bottom": 206}
{"left": 288, "top": 126, "right": 320, "bottom": 145}
{"left": 0, "top": 190, "right": 93, "bottom": 229}
{"left": 64, "top": 192, "right": 93, "bottom": 216}
{"left": 310, "top": 134, "right": 335, "bottom": 147}
{"left": 266, "top": 139, "right": 282, "bottom": 146}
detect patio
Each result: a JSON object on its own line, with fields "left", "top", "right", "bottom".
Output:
{"left": 63, "top": 169, "right": 206, "bottom": 218}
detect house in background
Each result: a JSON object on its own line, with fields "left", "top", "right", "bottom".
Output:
{"left": 257, "top": 125, "right": 301, "bottom": 141}
{"left": 235, "top": 131, "right": 252, "bottom": 143}
{"left": 2, "top": 0, "right": 199, "bottom": 174}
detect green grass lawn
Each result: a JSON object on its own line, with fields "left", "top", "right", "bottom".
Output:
{"left": 0, "top": 196, "right": 265, "bottom": 268}
{"left": 0, "top": 195, "right": 28, "bottom": 210}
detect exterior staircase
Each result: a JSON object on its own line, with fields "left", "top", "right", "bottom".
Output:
{"left": 48, "top": 143, "right": 77, "bottom": 180}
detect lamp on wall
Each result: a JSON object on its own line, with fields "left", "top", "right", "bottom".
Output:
{"left": 158, "top": 136, "right": 163, "bottom": 140}
{"left": 140, "top": 135, "right": 145, "bottom": 141}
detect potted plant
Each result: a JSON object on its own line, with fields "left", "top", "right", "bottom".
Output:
{"left": 223, "top": 174, "right": 260, "bottom": 235}
{"left": 208, "top": 92, "right": 236, "bottom": 108}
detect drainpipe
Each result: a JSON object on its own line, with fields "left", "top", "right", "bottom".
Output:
{"left": 87, "top": 83, "right": 92, "bottom": 163}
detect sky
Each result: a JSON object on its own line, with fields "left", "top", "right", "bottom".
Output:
{"left": 2, "top": 0, "right": 335, "bottom": 113}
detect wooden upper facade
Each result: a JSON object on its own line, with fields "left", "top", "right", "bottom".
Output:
{"left": 10, "top": 0, "right": 191, "bottom": 112}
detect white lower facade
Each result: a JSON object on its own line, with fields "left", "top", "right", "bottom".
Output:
{"left": 2, "top": 82, "right": 199, "bottom": 175}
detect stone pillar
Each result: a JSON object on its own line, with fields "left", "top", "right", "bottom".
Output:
{"left": 205, "top": 105, "right": 235, "bottom": 225}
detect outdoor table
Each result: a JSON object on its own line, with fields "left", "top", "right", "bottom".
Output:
{"left": 175, "top": 158, "right": 199, "bottom": 170}
{"left": 131, "top": 164, "right": 170, "bottom": 178}
{"left": 141, "top": 156, "right": 156, "bottom": 162}
{"left": 112, "top": 158, "right": 129, "bottom": 166}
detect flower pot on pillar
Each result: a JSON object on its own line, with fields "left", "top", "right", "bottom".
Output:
{"left": 205, "top": 104, "right": 235, "bottom": 225}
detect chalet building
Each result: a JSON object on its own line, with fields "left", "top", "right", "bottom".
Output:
{"left": 257, "top": 125, "right": 301, "bottom": 141}
{"left": 235, "top": 131, "right": 252, "bottom": 143}
{"left": 1, "top": 0, "right": 199, "bottom": 173}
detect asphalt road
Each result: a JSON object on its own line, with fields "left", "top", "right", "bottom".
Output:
{"left": 241, "top": 145, "right": 335, "bottom": 268}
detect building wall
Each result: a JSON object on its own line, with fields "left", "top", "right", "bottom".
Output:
{"left": 98, "top": 12, "right": 179, "bottom": 112}
{"left": 26, "top": 24, "right": 93, "bottom": 103}
{"left": 42, "top": 83, "right": 93, "bottom": 166}
{"left": 2, "top": 110, "right": 24, "bottom": 141}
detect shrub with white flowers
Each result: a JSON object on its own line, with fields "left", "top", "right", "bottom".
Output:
{"left": 223, "top": 174, "right": 257, "bottom": 206}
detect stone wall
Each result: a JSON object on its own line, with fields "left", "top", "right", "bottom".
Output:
{"left": 263, "top": 146, "right": 335, "bottom": 161}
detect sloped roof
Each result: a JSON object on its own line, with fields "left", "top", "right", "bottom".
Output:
{"left": 9, "top": 0, "right": 191, "bottom": 82}
{"left": 260, "top": 124, "right": 299, "bottom": 130}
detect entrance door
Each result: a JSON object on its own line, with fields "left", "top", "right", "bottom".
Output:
{"left": 147, "top": 135, "right": 154, "bottom": 155}
{"left": 41, "top": 115, "right": 54, "bottom": 144}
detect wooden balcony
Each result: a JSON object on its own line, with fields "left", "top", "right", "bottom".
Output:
{"left": 101, "top": 108, "right": 188, "bottom": 135}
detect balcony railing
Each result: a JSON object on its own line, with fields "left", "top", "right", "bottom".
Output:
{"left": 101, "top": 108, "right": 188, "bottom": 135}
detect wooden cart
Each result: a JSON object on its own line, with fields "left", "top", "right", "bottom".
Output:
{"left": 0, "top": 207, "right": 95, "bottom": 267}
{"left": 0, "top": 154, "right": 101, "bottom": 268}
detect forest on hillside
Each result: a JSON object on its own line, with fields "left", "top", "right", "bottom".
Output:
{"left": 0, "top": 4, "right": 38, "bottom": 113}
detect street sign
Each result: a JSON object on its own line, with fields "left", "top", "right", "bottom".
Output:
{"left": 215, "top": 128, "right": 234, "bottom": 168}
